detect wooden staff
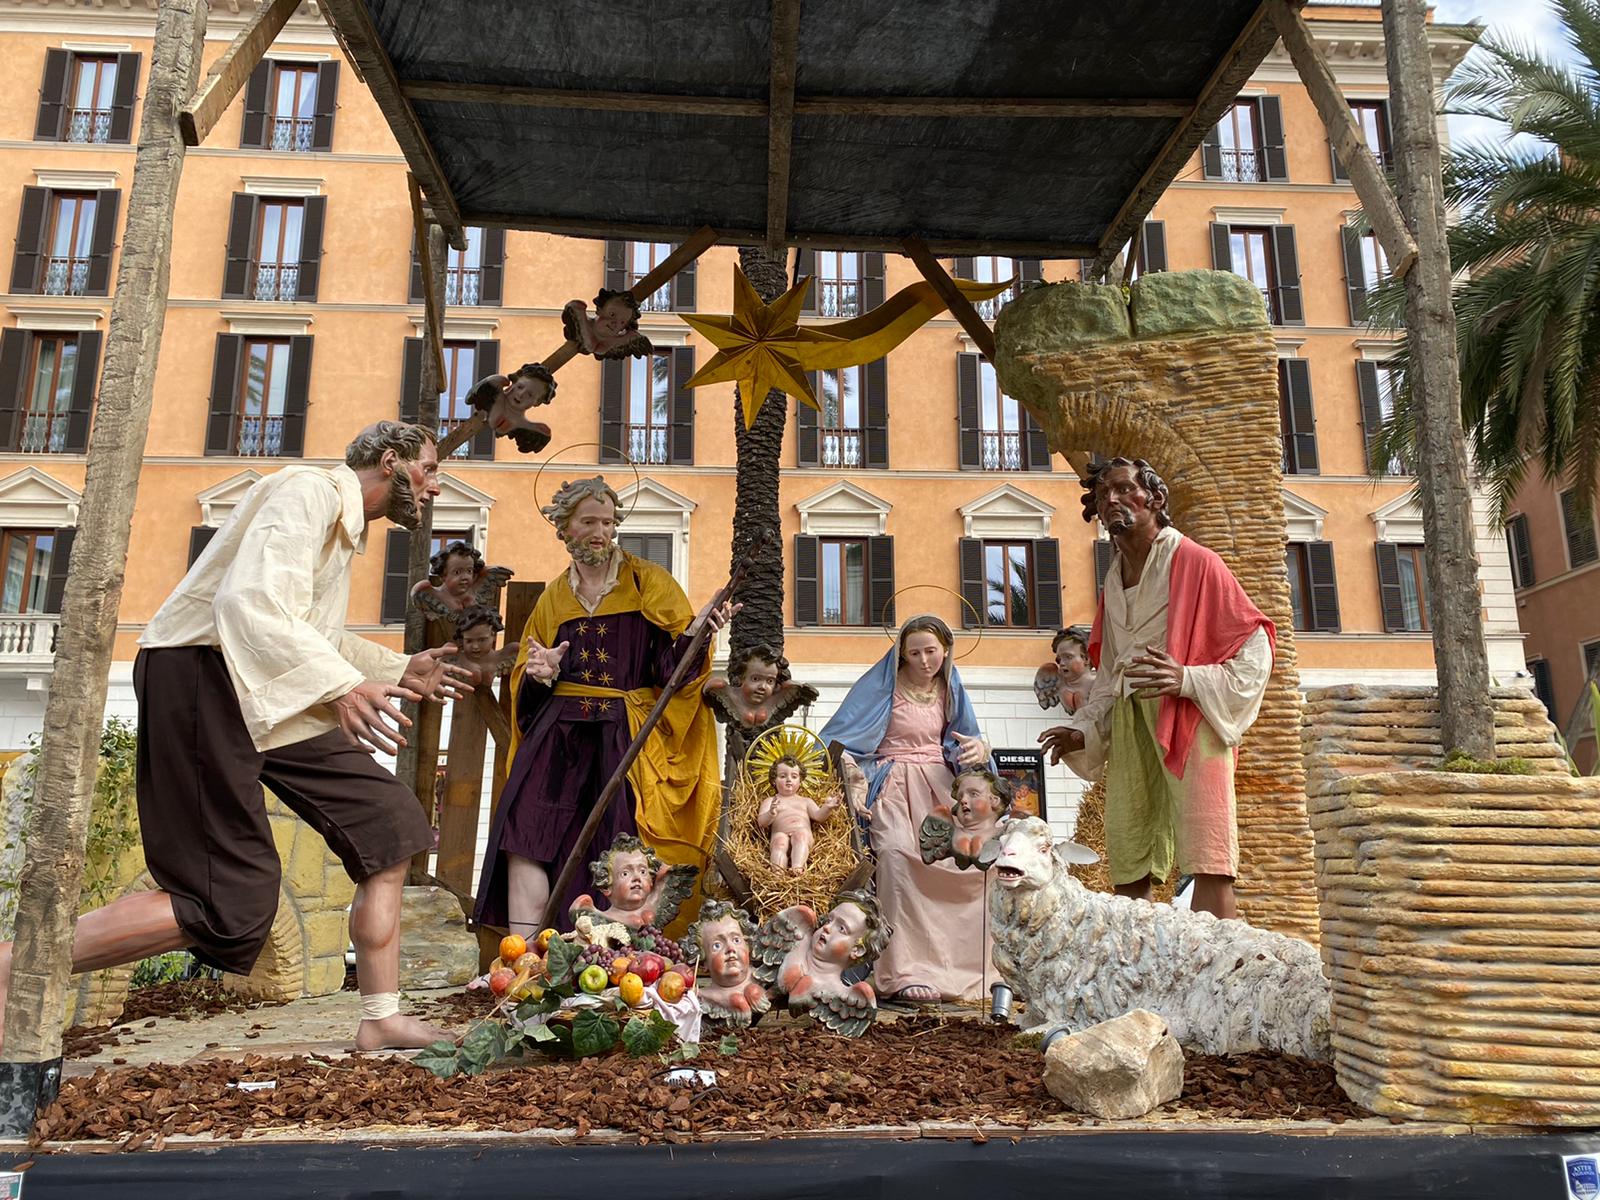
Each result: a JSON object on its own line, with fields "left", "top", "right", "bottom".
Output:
{"left": 539, "top": 526, "right": 772, "bottom": 931}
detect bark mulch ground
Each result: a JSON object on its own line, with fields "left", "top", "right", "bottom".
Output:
{"left": 37, "top": 1018, "right": 1365, "bottom": 1147}
{"left": 62, "top": 980, "right": 286, "bottom": 1062}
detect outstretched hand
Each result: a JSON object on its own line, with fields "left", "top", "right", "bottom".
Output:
{"left": 402, "top": 644, "right": 474, "bottom": 703}
{"left": 952, "top": 730, "right": 989, "bottom": 767}
{"left": 687, "top": 597, "right": 742, "bottom": 639}
{"left": 331, "top": 680, "right": 420, "bottom": 755}
{"left": 524, "top": 639, "right": 569, "bottom": 685}
{"left": 1038, "top": 724, "right": 1085, "bottom": 766}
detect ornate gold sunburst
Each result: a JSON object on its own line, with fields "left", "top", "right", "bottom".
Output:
{"left": 743, "top": 724, "right": 829, "bottom": 787}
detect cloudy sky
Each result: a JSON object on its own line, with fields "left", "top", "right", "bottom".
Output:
{"left": 1433, "top": 0, "right": 1579, "bottom": 147}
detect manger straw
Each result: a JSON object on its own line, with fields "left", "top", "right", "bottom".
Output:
{"left": 539, "top": 525, "right": 772, "bottom": 930}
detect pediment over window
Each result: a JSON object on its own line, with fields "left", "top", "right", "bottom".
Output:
{"left": 0, "top": 466, "right": 82, "bottom": 527}
{"left": 1282, "top": 488, "right": 1328, "bottom": 542}
{"left": 958, "top": 483, "right": 1054, "bottom": 539}
{"left": 796, "top": 480, "right": 891, "bottom": 536}
{"left": 1370, "top": 491, "right": 1424, "bottom": 543}
{"left": 617, "top": 477, "right": 696, "bottom": 531}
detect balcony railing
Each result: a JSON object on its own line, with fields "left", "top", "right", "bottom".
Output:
{"left": 817, "top": 279, "right": 860, "bottom": 318}
{"left": 624, "top": 424, "right": 669, "bottom": 465}
{"left": 43, "top": 257, "right": 89, "bottom": 297}
{"left": 1220, "top": 148, "right": 1262, "bottom": 182}
{"left": 980, "top": 430, "right": 1023, "bottom": 471}
{"left": 0, "top": 614, "right": 60, "bottom": 664}
{"left": 18, "top": 411, "right": 69, "bottom": 454}
{"left": 444, "top": 270, "right": 481, "bottom": 306}
{"left": 252, "top": 262, "right": 300, "bottom": 301}
{"left": 820, "top": 427, "right": 861, "bottom": 468}
{"left": 437, "top": 416, "right": 477, "bottom": 459}
{"left": 630, "top": 277, "right": 672, "bottom": 312}
{"left": 236, "top": 414, "right": 285, "bottom": 457}
{"left": 67, "top": 108, "right": 111, "bottom": 144}
{"left": 974, "top": 285, "right": 1019, "bottom": 322}
{"left": 271, "top": 116, "right": 314, "bottom": 153}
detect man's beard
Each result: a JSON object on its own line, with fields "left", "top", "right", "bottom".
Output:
{"left": 387, "top": 468, "right": 423, "bottom": 529}
{"left": 565, "top": 536, "right": 613, "bottom": 567}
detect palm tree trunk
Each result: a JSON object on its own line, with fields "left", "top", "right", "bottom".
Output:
{"left": 728, "top": 246, "right": 791, "bottom": 660}
{"left": 1382, "top": 0, "right": 1496, "bottom": 759}
{"left": 1, "top": 0, "right": 207, "bottom": 1077}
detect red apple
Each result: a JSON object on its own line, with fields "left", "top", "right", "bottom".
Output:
{"left": 488, "top": 968, "right": 515, "bottom": 997}
{"left": 633, "top": 952, "right": 665, "bottom": 985}
{"left": 669, "top": 962, "right": 696, "bottom": 989}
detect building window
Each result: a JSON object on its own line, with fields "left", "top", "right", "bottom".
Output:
{"left": 252, "top": 199, "right": 304, "bottom": 301}
{"left": 966, "top": 257, "right": 1017, "bottom": 319}
{"left": 19, "top": 334, "right": 78, "bottom": 454}
{"left": 446, "top": 227, "right": 483, "bottom": 306}
{"left": 817, "top": 366, "right": 863, "bottom": 469}
{"left": 624, "top": 353, "right": 672, "bottom": 465}
{"left": 1377, "top": 542, "right": 1430, "bottom": 632}
{"left": 819, "top": 537, "right": 868, "bottom": 625}
{"left": 1507, "top": 512, "right": 1536, "bottom": 590}
{"left": 1351, "top": 101, "right": 1391, "bottom": 170}
{"left": 270, "top": 63, "right": 319, "bottom": 153}
{"left": 1342, "top": 226, "right": 1392, "bottom": 325}
{"left": 379, "top": 527, "right": 472, "bottom": 623}
{"left": 1219, "top": 99, "right": 1265, "bottom": 182}
{"left": 1278, "top": 358, "right": 1318, "bottom": 475}
{"left": 629, "top": 242, "right": 674, "bottom": 312}
{"left": 1285, "top": 540, "right": 1340, "bottom": 632}
{"left": 815, "top": 251, "right": 861, "bottom": 318}
{"left": 439, "top": 343, "right": 479, "bottom": 458}
{"left": 981, "top": 540, "right": 1035, "bottom": 627}
{"left": 1287, "top": 543, "right": 1311, "bottom": 632}
{"left": 620, "top": 532, "right": 673, "bottom": 571}
{"left": 1231, "top": 227, "right": 1280, "bottom": 322}
{"left": 66, "top": 55, "right": 118, "bottom": 144}
{"left": 1358, "top": 360, "right": 1409, "bottom": 475}
{"left": 1560, "top": 489, "right": 1599, "bottom": 569}
{"left": 1358, "top": 231, "right": 1389, "bottom": 296}
{"left": 1528, "top": 658, "right": 1555, "bottom": 719}
{"left": 1585, "top": 640, "right": 1600, "bottom": 687}
{"left": 44, "top": 192, "right": 97, "bottom": 297}
{"left": 35, "top": 50, "right": 137, "bottom": 145}
{"left": 0, "top": 529, "right": 58, "bottom": 614}
{"left": 236, "top": 339, "right": 291, "bottom": 457}
{"left": 978, "top": 359, "right": 1024, "bottom": 471}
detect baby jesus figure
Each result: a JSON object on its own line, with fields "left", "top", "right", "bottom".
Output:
{"left": 562, "top": 288, "right": 652, "bottom": 360}
{"left": 1033, "top": 626, "right": 1098, "bottom": 713}
{"left": 756, "top": 755, "right": 840, "bottom": 873}
{"left": 919, "top": 768, "right": 1013, "bottom": 870}
{"left": 569, "top": 832, "right": 698, "bottom": 932}
{"left": 451, "top": 605, "right": 519, "bottom": 689}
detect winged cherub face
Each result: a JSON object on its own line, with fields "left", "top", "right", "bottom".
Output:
{"left": 459, "top": 622, "right": 497, "bottom": 659}
{"left": 596, "top": 294, "right": 636, "bottom": 339}
{"left": 952, "top": 774, "right": 1003, "bottom": 830}
{"left": 441, "top": 552, "right": 478, "bottom": 600}
{"left": 700, "top": 916, "right": 751, "bottom": 987}
{"left": 811, "top": 902, "right": 867, "bottom": 966}
{"left": 740, "top": 659, "right": 780, "bottom": 705}
{"left": 1054, "top": 639, "right": 1088, "bottom": 680}
{"left": 608, "top": 849, "right": 653, "bottom": 908}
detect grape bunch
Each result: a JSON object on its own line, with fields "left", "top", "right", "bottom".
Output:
{"left": 630, "top": 925, "right": 683, "bottom": 963}
{"left": 576, "top": 943, "right": 618, "bottom": 971}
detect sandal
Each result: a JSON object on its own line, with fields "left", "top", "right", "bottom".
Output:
{"left": 886, "top": 984, "right": 941, "bottom": 1006}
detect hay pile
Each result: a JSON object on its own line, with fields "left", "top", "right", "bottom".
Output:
{"left": 722, "top": 769, "right": 865, "bottom": 919}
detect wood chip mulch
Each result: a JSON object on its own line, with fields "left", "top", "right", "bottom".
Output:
{"left": 62, "top": 980, "right": 286, "bottom": 1061}
{"left": 36, "top": 1019, "right": 1365, "bottom": 1146}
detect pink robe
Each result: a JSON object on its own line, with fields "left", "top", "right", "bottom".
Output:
{"left": 870, "top": 692, "right": 995, "bottom": 1001}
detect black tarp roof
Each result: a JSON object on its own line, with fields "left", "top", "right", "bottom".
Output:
{"left": 321, "top": 0, "right": 1287, "bottom": 260}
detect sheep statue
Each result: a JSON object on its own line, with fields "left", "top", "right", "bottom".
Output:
{"left": 990, "top": 816, "right": 1331, "bottom": 1061}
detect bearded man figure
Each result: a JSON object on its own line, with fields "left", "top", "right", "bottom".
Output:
{"left": 0, "top": 421, "right": 472, "bottom": 1053}
{"left": 474, "top": 476, "right": 735, "bottom": 937}
{"left": 1039, "top": 458, "right": 1275, "bottom": 920}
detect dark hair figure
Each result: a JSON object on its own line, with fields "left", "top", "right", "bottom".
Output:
{"left": 563, "top": 288, "right": 651, "bottom": 360}
{"left": 411, "top": 539, "right": 511, "bottom": 622}
{"left": 1079, "top": 456, "right": 1173, "bottom": 529}
{"left": 703, "top": 643, "right": 818, "bottom": 738}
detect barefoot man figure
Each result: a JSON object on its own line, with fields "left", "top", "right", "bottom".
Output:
{"left": 0, "top": 421, "right": 471, "bottom": 1052}
{"left": 1039, "top": 457, "right": 1275, "bottom": 920}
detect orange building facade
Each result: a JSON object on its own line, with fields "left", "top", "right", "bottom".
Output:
{"left": 0, "top": 2, "right": 1521, "bottom": 850}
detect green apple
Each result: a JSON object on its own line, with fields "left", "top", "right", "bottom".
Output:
{"left": 578, "top": 964, "right": 609, "bottom": 995}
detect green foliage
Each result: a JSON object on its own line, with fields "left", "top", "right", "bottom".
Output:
{"left": 571, "top": 1009, "right": 621, "bottom": 1058}
{"left": 413, "top": 1038, "right": 463, "bottom": 1080}
{"left": 543, "top": 937, "right": 579, "bottom": 989}
{"left": 130, "top": 951, "right": 194, "bottom": 988}
{"left": 661, "top": 1039, "right": 701, "bottom": 1064}
{"left": 621, "top": 1010, "right": 676, "bottom": 1058}
{"left": 716, "top": 1034, "right": 740, "bottom": 1056}
{"left": 1437, "top": 751, "right": 1536, "bottom": 775}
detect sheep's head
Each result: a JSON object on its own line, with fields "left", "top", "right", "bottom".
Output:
{"left": 993, "top": 816, "right": 1099, "bottom": 891}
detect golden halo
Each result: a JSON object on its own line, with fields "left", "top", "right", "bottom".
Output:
{"left": 531, "top": 442, "right": 643, "bottom": 527}
{"left": 881, "top": 584, "right": 985, "bottom": 661}
{"left": 743, "top": 724, "right": 829, "bottom": 786}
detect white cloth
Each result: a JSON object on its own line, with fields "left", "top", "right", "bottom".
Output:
{"left": 1064, "top": 526, "right": 1272, "bottom": 778}
{"left": 141, "top": 464, "right": 410, "bottom": 751}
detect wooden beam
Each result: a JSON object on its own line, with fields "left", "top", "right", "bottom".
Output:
{"left": 397, "top": 79, "right": 1191, "bottom": 121}
{"left": 1093, "top": 2, "right": 1285, "bottom": 274}
{"left": 408, "top": 174, "right": 447, "bottom": 387}
{"left": 316, "top": 0, "right": 467, "bottom": 250}
{"left": 178, "top": 0, "right": 296, "bottom": 147}
{"left": 1268, "top": 0, "right": 1419, "bottom": 278}
{"left": 765, "top": 0, "right": 802, "bottom": 254}
{"left": 902, "top": 236, "right": 996, "bottom": 361}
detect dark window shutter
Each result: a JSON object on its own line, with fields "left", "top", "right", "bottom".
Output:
{"left": 862, "top": 358, "right": 888, "bottom": 468}
{"left": 295, "top": 196, "right": 326, "bottom": 301}
{"left": 1018, "top": 257, "right": 1043, "bottom": 284}
{"left": 956, "top": 352, "right": 981, "bottom": 469}
{"left": 222, "top": 193, "right": 257, "bottom": 299}
{"left": 63, "top": 330, "right": 100, "bottom": 454}
{"left": 1271, "top": 226, "right": 1304, "bottom": 325}
{"left": 1078, "top": 257, "right": 1099, "bottom": 283}
{"left": 310, "top": 60, "right": 339, "bottom": 151}
{"left": 1356, "top": 360, "right": 1384, "bottom": 473}
{"left": 239, "top": 60, "right": 271, "bottom": 149}
{"left": 1094, "top": 538, "right": 1115, "bottom": 597}
{"left": 35, "top": 49, "right": 71, "bottom": 141}
{"left": 83, "top": 188, "right": 120, "bottom": 296}
{"left": 43, "top": 526, "right": 75, "bottom": 615}
{"left": 1201, "top": 122, "right": 1224, "bottom": 179}
{"left": 670, "top": 247, "right": 696, "bottom": 310}
{"left": 399, "top": 337, "right": 424, "bottom": 423}
{"left": 479, "top": 227, "right": 506, "bottom": 306}
{"left": 380, "top": 528, "right": 412, "bottom": 624}
{"left": 1033, "top": 538, "right": 1062, "bottom": 629}
{"left": 1259, "top": 95, "right": 1289, "bottom": 181}
{"left": 1375, "top": 542, "right": 1406, "bottom": 633}
{"left": 958, "top": 538, "right": 984, "bottom": 628}
{"left": 187, "top": 525, "right": 219, "bottom": 569}
{"left": 868, "top": 535, "right": 895, "bottom": 629}
{"left": 108, "top": 53, "right": 141, "bottom": 143}
{"left": 952, "top": 257, "right": 975, "bottom": 281}
{"left": 205, "top": 334, "right": 244, "bottom": 455}
{"left": 1024, "top": 408, "right": 1051, "bottom": 472}
{"left": 599, "top": 358, "right": 625, "bottom": 462}
{"left": 795, "top": 247, "right": 817, "bottom": 314}
{"left": 669, "top": 345, "right": 695, "bottom": 464}
{"left": 1341, "top": 225, "right": 1368, "bottom": 325}
{"left": 1138, "top": 221, "right": 1168, "bottom": 274}
{"left": 795, "top": 375, "right": 819, "bottom": 466}
{"left": 860, "top": 251, "right": 886, "bottom": 311}
{"left": 603, "top": 240, "right": 628, "bottom": 293}
{"left": 1209, "top": 222, "right": 1232, "bottom": 273}
{"left": 1529, "top": 658, "right": 1554, "bottom": 717}
{"left": 1508, "top": 513, "right": 1535, "bottom": 589}
{"left": 793, "top": 535, "right": 819, "bottom": 626}
{"left": 279, "top": 335, "right": 313, "bottom": 456}
{"left": 1305, "top": 539, "right": 1341, "bottom": 632}
{"left": 11, "top": 187, "right": 49, "bottom": 294}
{"left": 0, "top": 329, "right": 29, "bottom": 451}
{"left": 408, "top": 234, "right": 423, "bottom": 303}
{"left": 1280, "top": 357, "right": 1318, "bottom": 474}
{"left": 470, "top": 340, "right": 499, "bottom": 458}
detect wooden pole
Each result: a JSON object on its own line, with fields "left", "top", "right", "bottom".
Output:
{"left": 1268, "top": 0, "right": 1419, "bottom": 278}
{"left": 178, "top": 0, "right": 297, "bottom": 146}
{"left": 409, "top": 176, "right": 447, "bottom": 387}
{"left": 436, "top": 695, "right": 489, "bottom": 896}
{"left": 764, "top": 0, "right": 801, "bottom": 253}
{"left": 1379, "top": 0, "right": 1495, "bottom": 759}
{"left": 0, "top": 0, "right": 207, "bottom": 1128}
{"left": 901, "top": 236, "right": 997, "bottom": 361}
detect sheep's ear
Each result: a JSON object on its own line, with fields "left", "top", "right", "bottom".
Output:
{"left": 1054, "top": 840, "right": 1100, "bottom": 867}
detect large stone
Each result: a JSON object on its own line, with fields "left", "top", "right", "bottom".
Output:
{"left": 1130, "top": 269, "right": 1268, "bottom": 339}
{"left": 398, "top": 885, "right": 479, "bottom": 989}
{"left": 1042, "top": 1009, "right": 1183, "bottom": 1120}
{"left": 994, "top": 281, "right": 1130, "bottom": 363}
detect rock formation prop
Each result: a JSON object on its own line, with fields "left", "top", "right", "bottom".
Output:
{"left": 990, "top": 817, "right": 1331, "bottom": 1060}
{"left": 994, "top": 272, "right": 1316, "bottom": 941}
{"left": 1042, "top": 1008, "right": 1184, "bottom": 1119}
{"left": 1304, "top": 684, "right": 1600, "bottom": 1125}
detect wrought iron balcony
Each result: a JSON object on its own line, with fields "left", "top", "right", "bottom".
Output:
{"left": 1220, "top": 148, "right": 1262, "bottom": 182}
{"left": 252, "top": 262, "right": 300, "bottom": 302}
{"left": 820, "top": 427, "right": 862, "bottom": 468}
{"left": 624, "top": 424, "right": 669, "bottom": 465}
{"left": 630, "top": 277, "right": 672, "bottom": 312}
{"left": 236, "top": 414, "right": 285, "bottom": 457}
{"left": 43, "top": 257, "right": 89, "bottom": 297}
{"left": 271, "top": 116, "right": 314, "bottom": 153}
{"left": 980, "top": 430, "right": 1023, "bottom": 471}
{"left": 17, "top": 412, "right": 69, "bottom": 455}
{"left": 444, "top": 270, "right": 481, "bottom": 306}
{"left": 67, "top": 108, "right": 111, "bottom": 144}
{"left": 817, "top": 279, "right": 860, "bottom": 318}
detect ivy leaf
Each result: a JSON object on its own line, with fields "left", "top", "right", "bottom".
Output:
{"left": 544, "top": 938, "right": 579, "bottom": 988}
{"left": 662, "top": 1040, "right": 701, "bottom": 1064}
{"left": 522, "top": 1020, "right": 559, "bottom": 1044}
{"left": 412, "top": 1040, "right": 462, "bottom": 1079}
{"left": 571, "top": 1009, "right": 620, "bottom": 1058}
{"left": 717, "top": 1034, "right": 740, "bottom": 1056}
{"left": 458, "top": 1020, "right": 509, "bottom": 1075}
{"left": 621, "top": 1012, "right": 676, "bottom": 1058}
{"left": 516, "top": 993, "right": 559, "bottom": 1021}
